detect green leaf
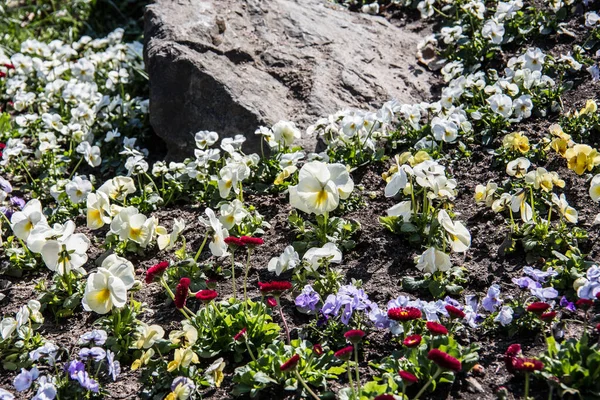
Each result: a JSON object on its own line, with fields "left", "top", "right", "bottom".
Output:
{"left": 326, "top": 366, "right": 346, "bottom": 375}
{"left": 402, "top": 276, "right": 427, "bottom": 291}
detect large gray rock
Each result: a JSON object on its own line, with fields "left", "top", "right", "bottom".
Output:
{"left": 144, "top": 0, "right": 434, "bottom": 158}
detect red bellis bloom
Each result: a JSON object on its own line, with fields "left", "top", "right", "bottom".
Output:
{"left": 280, "top": 354, "right": 301, "bottom": 372}
{"left": 174, "top": 278, "right": 191, "bottom": 309}
{"left": 445, "top": 305, "right": 466, "bottom": 319}
{"left": 398, "top": 370, "right": 419, "bottom": 384}
{"left": 403, "top": 334, "right": 422, "bottom": 348}
{"left": 258, "top": 281, "right": 292, "bottom": 295}
{"left": 526, "top": 302, "right": 551, "bottom": 314}
{"left": 334, "top": 346, "right": 354, "bottom": 361}
{"left": 224, "top": 236, "right": 245, "bottom": 247}
{"left": 540, "top": 311, "right": 557, "bottom": 322}
{"left": 513, "top": 358, "right": 544, "bottom": 373}
{"left": 427, "top": 349, "right": 462, "bottom": 372}
{"left": 195, "top": 289, "right": 218, "bottom": 303}
{"left": 387, "top": 307, "right": 422, "bottom": 322}
{"left": 240, "top": 236, "right": 264, "bottom": 246}
{"left": 504, "top": 344, "right": 522, "bottom": 373}
{"left": 313, "top": 344, "right": 324, "bottom": 355}
{"left": 233, "top": 328, "right": 247, "bottom": 341}
{"left": 374, "top": 395, "right": 396, "bottom": 400}
{"left": 576, "top": 299, "right": 593, "bottom": 310}
{"left": 145, "top": 261, "right": 169, "bottom": 284}
{"left": 426, "top": 321, "right": 448, "bottom": 335}
{"left": 344, "top": 329, "right": 365, "bottom": 344}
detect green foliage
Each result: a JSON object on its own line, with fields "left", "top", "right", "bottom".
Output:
{"left": 370, "top": 334, "right": 479, "bottom": 397}
{"left": 232, "top": 339, "right": 343, "bottom": 397}
{"left": 538, "top": 333, "right": 600, "bottom": 397}
{"left": 98, "top": 300, "right": 143, "bottom": 361}
{"left": 36, "top": 270, "right": 85, "bottom": 319}
{"left": 402, "top": 267, "right": 468, "bottom": 298}
{"left": 191, "top": 299, "right": 280, "bottom": 361}
{"left": 289, "top": 210, "right": 360, "bottom": 253}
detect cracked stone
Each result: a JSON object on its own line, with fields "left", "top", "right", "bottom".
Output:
{"left": 144, "top": 0, "right": 436, "bottom": 159}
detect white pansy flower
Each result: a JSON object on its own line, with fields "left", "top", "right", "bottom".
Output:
{"left": 65, "top": 176, "right": 92, "bottom": 204}
{"left": 303, "top": 242, "right": 342, "bottom": 272}
{"left": 437, "top": 210, "right": 471, "bottom": 253}
{"left": 199, "top": 208, "right": 229, "bottom": 257}
{"left": 86, "top": 191, "right": 112, "bottom": 229}
{"left": 414, "top": 247, "right": 452, "bottom": 273}
{"left": 40, "top": 232, "right": 90, "bottom": 275}
{"left": 268, "top": 246, "right": 300, "bottom": 276}
{"left": 289, "top": 161, "right": 354, "bottom": 215}
{"left": 10, "top": 199, "right": 48, "bottom": 241}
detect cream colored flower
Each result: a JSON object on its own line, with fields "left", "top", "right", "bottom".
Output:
{"left": 437, "top": 210, "right": 471, "bottom": 253}
{"left": 506, "top": 157, "right": 530, "bottom": 178}
{"left": 10, "top": 199, "right": 48, "bottom": 241}
{"left": 289, "top": 161, "right": 354, "bottom": 215}
{"left": 135, "top": 323, "right": 165, "bottom": 349}
{"left": 414, "top": 247, "right": 451, "bottom": 273}
{"left": 551, "top": 193, "right": 578, "bottom": 223}
{"left": 590, "top": 174, "right": 600, "bottom": 202}
{"left": 86, "top": 192, "right": 111, "bottom": 230}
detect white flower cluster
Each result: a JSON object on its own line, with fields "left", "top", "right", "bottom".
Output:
{"left": 0, "top": 29, "right": 147, "bottom": 170}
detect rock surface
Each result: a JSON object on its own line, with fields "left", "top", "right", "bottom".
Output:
{"left": 144, "top": 0, "right": 434, "bottom": 158}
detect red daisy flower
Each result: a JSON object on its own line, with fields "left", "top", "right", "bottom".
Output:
{"left": 505, "top": 344, "right": 521, "bottom": 357}
{"left": 240, "top": 236, "right": 264, "bottom": 246}
{"left": 387, "top": 307, "right": 422, "bottom": 322}
{"left": 344, "top": 329, "right": 366, "bottom": 344}
{"left": 426, "top": 321, "right": 448, "bottom": 335}
{"left": 402, "top": 334, "right": 422, "bottom": 348}
{"left": 427, "top": 349, "right": 462, "bottom": 372}
{"left": 4, "top": 64, "right": 14, "bottom": 70}
{"left": 374, "top": 395, "right": 396, "bottom": 400}
{"left": 540, "top": 311, "right": 557, "bottom": 322}
{"left": 145, "top": 261, "right": 169, "bottom": 284}
{"left": 0, "top": 71, "right": 5, "bottom": 78}
{"left": 313, "top": 344, "right": 324, "bottom": 355}
{"left": 513, "top": 357, "right": 544, "bottom": 373}
{"left": 445, "top": 305, "right": 466, "bottom": 319}
{"left": 195, "top": 289, "right": 218, "bottom": 303}
{"left": 224, "top": 236, "right": 245, "bottom": 247}
{"left": 266, "top": 297, "right": 278, "bottom": 307}
{"left": 234, "top": 327, "right": 247, "bottom": 341}
{"left": 576, "top": 299, "right": 593, "bottom": 310}
{"left": 334, "top": 345, "right": 354, "bottom": 361}
{"left": 174, "top": 277, "right": 191, "bottom": 309}
{"left": 504, "top": 344, "right": 522, "bottom": 373}
{"left": 280, "top": 354, "right": 301, "bottom": 372}
{"left": 526, "top": 302, "right": 551, "bottom": 314}
{"left": 596, "top": 292, "right": 600, "bottom": 300}
{"left": 258, "top": 281, "right": 292, "bottom": 295}
{"left": 398, "top": 370, "right": 419, "bottom": 384}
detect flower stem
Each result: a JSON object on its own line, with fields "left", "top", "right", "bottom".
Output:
{"left": 160, "top": 277, "right": 191, "bottom": 320}
{"left": 230, "top": 253, "right": 237, "bottom": 301}
{"left": 347, "top": 359, "right": 356, "bottom": 400}
{"left": 524, "top": 372, "right": 530, "bottom": 399}
{"left": 277, "top": 297, "right": 291, "bottom": 344}
{"left": 414, "top": 367, "right": 442, "bottom": 399}
{"left": 243, "top": 248, "right": 253, "bottom": 310}
{"left": 244, "top": 340, "right": 257, "bottom": 362}
{"left": 193, "top": 234, "right": 208, "bottom": 262}
{"left": 294, "top": 369, "right": 321, "bottom": 400}
{"left": 353, "top": 345, "right": 361, "bottom": 395}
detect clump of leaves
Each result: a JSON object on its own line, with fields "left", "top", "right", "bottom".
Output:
{"left": 233, "top": 339, "right": 343, "bottom": 397}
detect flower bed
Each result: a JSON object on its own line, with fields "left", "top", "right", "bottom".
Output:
{"left": 1, "top": 0, "right": 600, "bottom": 399}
